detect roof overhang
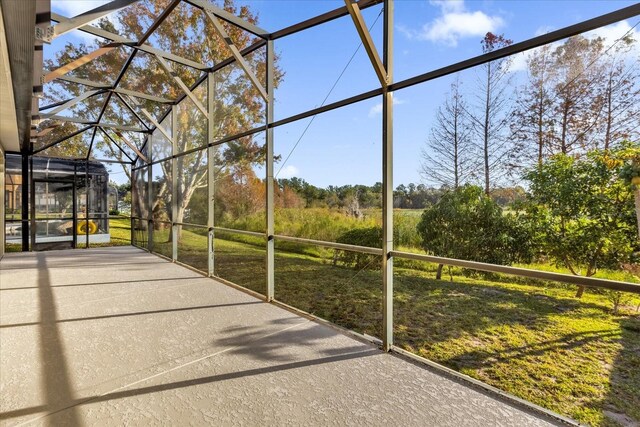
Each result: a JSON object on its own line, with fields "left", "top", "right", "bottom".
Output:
{"left": 0, "top": 0, "right": 46, "bottom": 153}
{"left": 0, "top": 3, "right": 20, "bottom": 152}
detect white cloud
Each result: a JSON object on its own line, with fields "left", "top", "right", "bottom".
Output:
{"left": 535, "top": 26, "right": 555, "bottom": 37}
{"left": 586, "top": 20, "right": 640, "bottom": 54}
{"left": 368, "top": 97, "right": 404, "bottom": 117}
{"left": 277, "top": 165, "right": 299, "bottom": 179}
{"left": 401, "top": 1, "right": 504, "bottom": 47}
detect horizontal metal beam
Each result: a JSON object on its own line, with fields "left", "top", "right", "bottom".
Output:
{"left": 51, "top": 12, "right": 210, "bottom": 71}
{"left": 185, "top": 0, "right": 269, "bottom": 39}
{"left": 41, "top": 115, "right": 96, "bottom": 124}
{"left": 55, "top": 75, "right": 112, "bottom": 89}
{"left": 270, "top": 88, "right": 382, "bottom": 129}
{"left": 205, "top": 10, "right": 267, "bottom": 100}
{"left": 98, "top": 122, "right": 148, "bottom": 132}
{"left": 212, "top": 226, "right": 265, "bottom": 238}
{"left": 50, "top": 0, "right": 140, "bottom": 40}
{"left": 275, "top": 234, "right": 384, "bottom": 255}
{"left": 33, "top": 125, "right": 93, "bottom": 154}
{"left": 86, "top": 158, "right": 133, "bottom": 164}
{"left": 270, "top": 0, "right": 383, "bottom": 40}
{"left": 112, "top": 88, "right": 173, "bottom": 104}
{"left": 391, "top": 250, "right": 640, "bottom": 294}
{"left": 41, "top": 114, "right": 147, "bottom": 133}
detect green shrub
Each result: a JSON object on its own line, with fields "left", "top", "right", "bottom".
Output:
{"left": 417, "top": 185, "right": 525, "bottom": 267}
{"left": 334, "top": 227, "right": 382, "bottom": 270}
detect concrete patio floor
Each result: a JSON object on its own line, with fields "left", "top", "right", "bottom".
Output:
{"left": 1, "top": 246, "right": 561, "bottom": 426}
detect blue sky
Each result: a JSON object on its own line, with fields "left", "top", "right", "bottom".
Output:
{"left": 49, "top": 0, "right": 639, "bottom": 186}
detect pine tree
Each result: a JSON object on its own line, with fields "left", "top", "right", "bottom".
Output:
{"left": 420, "top": 77, "right": 475, "bottom": 188}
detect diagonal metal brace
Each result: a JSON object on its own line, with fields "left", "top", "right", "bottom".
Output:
{"left": 51, "top": 12, "right": 209, "bottom": 71}
{"left": 126, "top": 95, "right": 174, "bottom": 143}
{"left": 43, "top": 43, "right": 121, "bottom": 83}
{"left": 154, "top": 54, "right": 208, "bottom": 116}
{"left": 40, "top": 89, "right": 104, "bottom": 116}
{"left": 344, "top": 0, "right": 388, "bottom": 87}
{"left": 114, "top": 130, "right": 149, "bottom": 163}
{"left": 204, "top": 10, "right": 268, "bottom": 101}
{"left": 49, "top": 0, "right": 141, "bottom": 41}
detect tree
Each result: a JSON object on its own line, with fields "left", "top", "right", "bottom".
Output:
{"left": 470, "top": 32, "right": 514, "bottom": 194}
{"left": 521, "top": 146, "right": 637, "bottom": 297}
{"left": 511, "top": 33, "right": 638, "bottom": 166}
{"left": 420, "top": 77, "right": 475, "bottom": 188}
{"left": 511, "top": 44, "right": 556, "bottom": 167}
{"left": 617, "top": 141, "right": 640, "bottom": 240}
{"left": 416, "top": 185, "right": 523, "bottom": 279}
{"left": 594, "top": 34, "right": 639, "bottom": 151}
{"left": 42, "top": 0, "right": 283, "bottom": 236}
{"left": 549, "top": 35, "right": 605, "bottom": 155}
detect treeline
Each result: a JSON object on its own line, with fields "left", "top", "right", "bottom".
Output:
{"left": 277, "top": 177, "right": 526, "bottom": 211}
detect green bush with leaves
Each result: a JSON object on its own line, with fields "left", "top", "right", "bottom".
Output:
{"left": 521, "top": 144, "right": 638, "bottom": 297}
{"left": 334, "top": 227, "right": 382, "bottom": 270}
{"left": 416, "top": 185, "right": 526, "bottom": 274}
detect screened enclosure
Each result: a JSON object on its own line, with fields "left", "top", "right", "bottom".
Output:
{"left": 4, "top": 0, "right": 640, "bottom": 424}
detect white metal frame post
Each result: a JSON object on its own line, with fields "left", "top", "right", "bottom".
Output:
{"left": 382, "top": 0, "right": 394, "bottom": 351}
{"left": 147, "top": 134, "right": 154, "bottom": 253}
{"left": 171, "top": 106, "right": 178, "bottom": 261}
{"left": 207, "top": 72, "right": 215, "bottom": 277}
{"left": 266, "top": 40, "right": 275, "bottom": 301}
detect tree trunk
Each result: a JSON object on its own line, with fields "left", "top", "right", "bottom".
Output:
{"left": 635, "top": 187, "right": 640, "bottom": 241}
{"left": 484, "top": 67, "right": 491, "bottom": 195}
{"left": 436, "top": 264, "right": 444, "bottom": 280}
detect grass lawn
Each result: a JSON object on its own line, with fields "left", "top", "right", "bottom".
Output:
{"left": 169, "top": 226, "right": 639, "bottom": 427}
{"left": 4, "top": 221, "right": 639, "bottom": 426}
